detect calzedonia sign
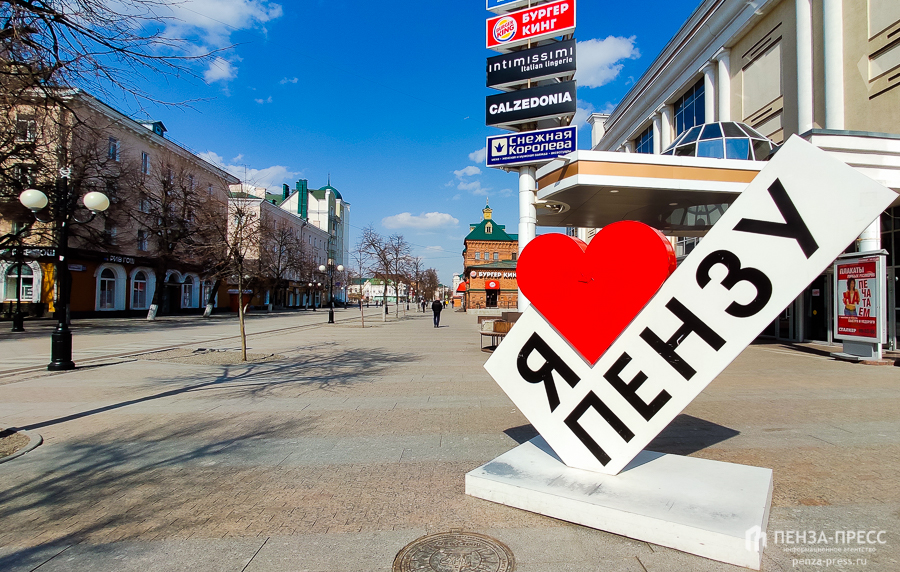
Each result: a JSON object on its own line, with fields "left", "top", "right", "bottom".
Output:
{"left": 487, "top": 39, "right": 576, "bottom": 89}
{"left": 487, "top": 0, "right": 575, "bottom": 51}
{"left": 486, "top": 81, "right": 576, "bottom": 128}
{"left": 487, "top": 126, "right": 576, "bottom": 167}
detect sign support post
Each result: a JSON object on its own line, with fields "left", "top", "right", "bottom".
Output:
{"left": 517, "top": 165, "right": 537, "bottom": 310}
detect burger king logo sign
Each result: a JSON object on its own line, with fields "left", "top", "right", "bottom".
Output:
{"left": 493, "top": 16, "right": 517, "bottom": 43}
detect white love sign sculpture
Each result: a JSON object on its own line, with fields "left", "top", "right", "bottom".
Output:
{"left": 486, "top": 136, "right": 897, "bottom": 474}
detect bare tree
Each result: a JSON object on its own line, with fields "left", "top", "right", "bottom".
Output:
{"left": 407, "top": 256, "right": 424, "bottom": 311}
{"left": 221, "top": 197, "right": 262, "bottom": 361}
{"left": 118, "top": 149, "right": 225, "bottom": 319}
{"left": 257, "top": 217, "right": 305, "bottom": 308}
{"left": 1, "top": 0, "right": 218, "bottom": 105}
{"left": 421, "top": 268, "right": 440, "bottom": 302}
{"left": 387, "top": 234, "right": 410, "bottom": 318}
{"left": 359, "top": 225, "right": 393, "bottom": 322}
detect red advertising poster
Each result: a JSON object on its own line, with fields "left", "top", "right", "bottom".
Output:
{"left": 486, "top": 0, "right": 575, "bottom": 50}
{"left": 835, "top": 257, "right": 880, "bottom": 340}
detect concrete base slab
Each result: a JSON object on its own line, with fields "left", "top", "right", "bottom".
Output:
{"left": 466, "top": 437, "right": 772, "bottom": 570}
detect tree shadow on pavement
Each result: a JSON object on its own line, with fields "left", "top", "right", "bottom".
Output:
{"left": 0, "top": 415, "right": 312, "bottom": 570}
{"left": 0, "top": 347, "right": 420, "bottom": 569}
{"left": 17, "top": 346, "right": 418, "bottom": 430}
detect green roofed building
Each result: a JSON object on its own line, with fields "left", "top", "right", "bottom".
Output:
{"left": 462, "top": 201, "right": 518, "bottom": 310}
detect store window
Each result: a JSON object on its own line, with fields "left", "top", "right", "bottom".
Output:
{"left": 674, "top": 79, "right": 705, "bottom": 136}
{"left": 99, "top": 268, "right": 117, "bottom": 309}
{"left": 132, "top": 271, "right": 148, "bottom": 309}
{"left": 4, "top": 264, "right": 33, "bottom": 301}
{"left": 635, "top": 124, "right": 654, "bottom": 154}
{"left": 182, "top": 275, "right": 194, "bottom": 308}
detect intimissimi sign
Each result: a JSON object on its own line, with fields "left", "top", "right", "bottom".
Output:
{"left": 487, "top": 39, "right": 576, "bottom": 89}
{"left": 486, "top": 81, "right": 576, "bottom": 128}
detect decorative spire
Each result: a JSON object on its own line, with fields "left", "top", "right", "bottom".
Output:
{"left": 483, "top": 198, "right": 492, "bottom": 220}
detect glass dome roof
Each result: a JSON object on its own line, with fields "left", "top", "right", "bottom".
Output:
{"left": 661, "top": 121, "right": 776, "bottom": 161}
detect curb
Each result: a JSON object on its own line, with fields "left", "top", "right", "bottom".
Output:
{"left": 0, "top": 429, "right": 43, "bottom": 464}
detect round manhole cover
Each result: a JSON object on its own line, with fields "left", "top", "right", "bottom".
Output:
{"left": 393, "top": 530, "right": 515, "bottom": 572}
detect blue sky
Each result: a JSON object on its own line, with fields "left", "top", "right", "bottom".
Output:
{"left": 113, "top": 0, "right": 700, "bottom": 284}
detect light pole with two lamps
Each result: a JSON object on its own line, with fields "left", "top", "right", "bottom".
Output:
{"left": 18, "top": 171, "right": 110, "bottom": 370}
{"left": 318, "top": 261, "right": 343, "bottom": 324}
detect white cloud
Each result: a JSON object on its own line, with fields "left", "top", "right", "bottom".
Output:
{"left": 575, "top": 36, "right": 640, "bottom": 88}
{"left": 452, "top": 164, "right": 489, "bottom": 196}
{"left": 280, "top": 77, "right": 299, "bottom": 84}
{"left": 254, "top": 96, "right": 273, "bottom": 104}
{"left": 468, "top": 147, "right": 487, "bottom": 163}
{"left": 157, "top": 0, "right": 284, "bottom": 49}
{"left": 204, "top": 57, "right": 238, "bottom": 83}
{"left": 425, "top": 245, "right": 446, "bottom": 252}
{"left": 198, "top": 150, "right": 300, "bottom": 193}
{"left": 382, "top": 212, "right": 460, "bottom": 230}
{"left": 453, "top": 165, "right": 481, "bottom": 178}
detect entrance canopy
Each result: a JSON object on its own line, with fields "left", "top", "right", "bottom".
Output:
{"left": 534, "top": 151, "right": 764, "bottom": 236}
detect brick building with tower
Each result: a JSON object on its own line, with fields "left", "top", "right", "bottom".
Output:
{"left": 461, "top": 202, "right": 518, "bottom": 310}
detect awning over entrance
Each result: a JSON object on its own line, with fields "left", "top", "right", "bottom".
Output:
{"left": 534, "top": 151, "right": 764, "bottom": 235}
{"left": 456, "top": 282, "right": 467, "bottom": 293}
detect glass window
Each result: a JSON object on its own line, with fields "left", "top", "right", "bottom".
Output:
{"left": 493, "top": 252, "right": 499, "bottom": 260}
{"left": 141, "top": 152, "right": 150, "bottom": 174}
{"left": 99, "top": 268, "right": 116, "bottom": 309}
{"left": 725, "top": 138, "right": 752, "bottom": 160}
{"left": 5, "top": 264, "right": 33, "bottom": 301}
{"left": 182, "top": 276, "right": 194, "bottom": 308}
{"left": 16, "top": 114, "right": 36, "bottom": 141}
{"left": 108, "top": 137, "right": 119, "bottom": 161}
{"left": 137, "top": 230, "right": 148, "bottom": 251}
{"left": 635, "top": 124, "right": 654, "bottom": 154}
{"left": 722, "top": 122, "right": 746, "bottom": 138}
{"left": 699, "top": 123, "right": 722, "bottom": 140}
{"left": 697, "top": 139, "right": 725, "bottom": 159}
{"left": 132, "top": 271, "right": 147, "bottom": 309}
{"left": 674, "top": 79, "right": 705, "bottom": 135}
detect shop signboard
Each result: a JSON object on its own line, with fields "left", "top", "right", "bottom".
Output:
{"left": 482, "top": 136, "right": 897, "bottom": 475}
{"left": 833, "top": 253, "right": 885, "bottom": 342}
{"left": 486, "top": 81, "right": 576, "bottom": 128}
{"left": 487, "top": 0, "right": 575, "bottom": 51}
{"left": 487, "top": 39, "right": 575, "bottom": 89}
{"left": 487, "top": 125, "right": 576, "bottom": 167}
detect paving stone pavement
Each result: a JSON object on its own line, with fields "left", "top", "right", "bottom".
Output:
{"left": 0, "top": 308, "right": 898, "bottom": 571}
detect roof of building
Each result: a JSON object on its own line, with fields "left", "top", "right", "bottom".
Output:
{"left": 464, "top": 219, "right": 517, "bottom": 242}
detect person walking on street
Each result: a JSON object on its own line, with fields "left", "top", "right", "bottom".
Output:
{"left": 431, "top": 299, "right": 443, "bottom": 328}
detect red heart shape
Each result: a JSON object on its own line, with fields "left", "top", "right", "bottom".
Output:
{"left": 517, "top": 221, "right": 676, "bottom": 365}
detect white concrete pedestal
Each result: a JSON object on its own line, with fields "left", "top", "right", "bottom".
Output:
{"left": 466, "top": 437, "right": 772, "bottom": 570}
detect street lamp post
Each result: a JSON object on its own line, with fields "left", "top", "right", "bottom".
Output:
{"left": 19, "top": 174, "right": 110, "bottom": 371}
{"left": 318, "top": 261, "right": 344, "bottom": 324}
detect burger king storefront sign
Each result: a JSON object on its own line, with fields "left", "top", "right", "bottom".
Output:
{"left": 486, "top": 0, "right": 575, "bottom": 50}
